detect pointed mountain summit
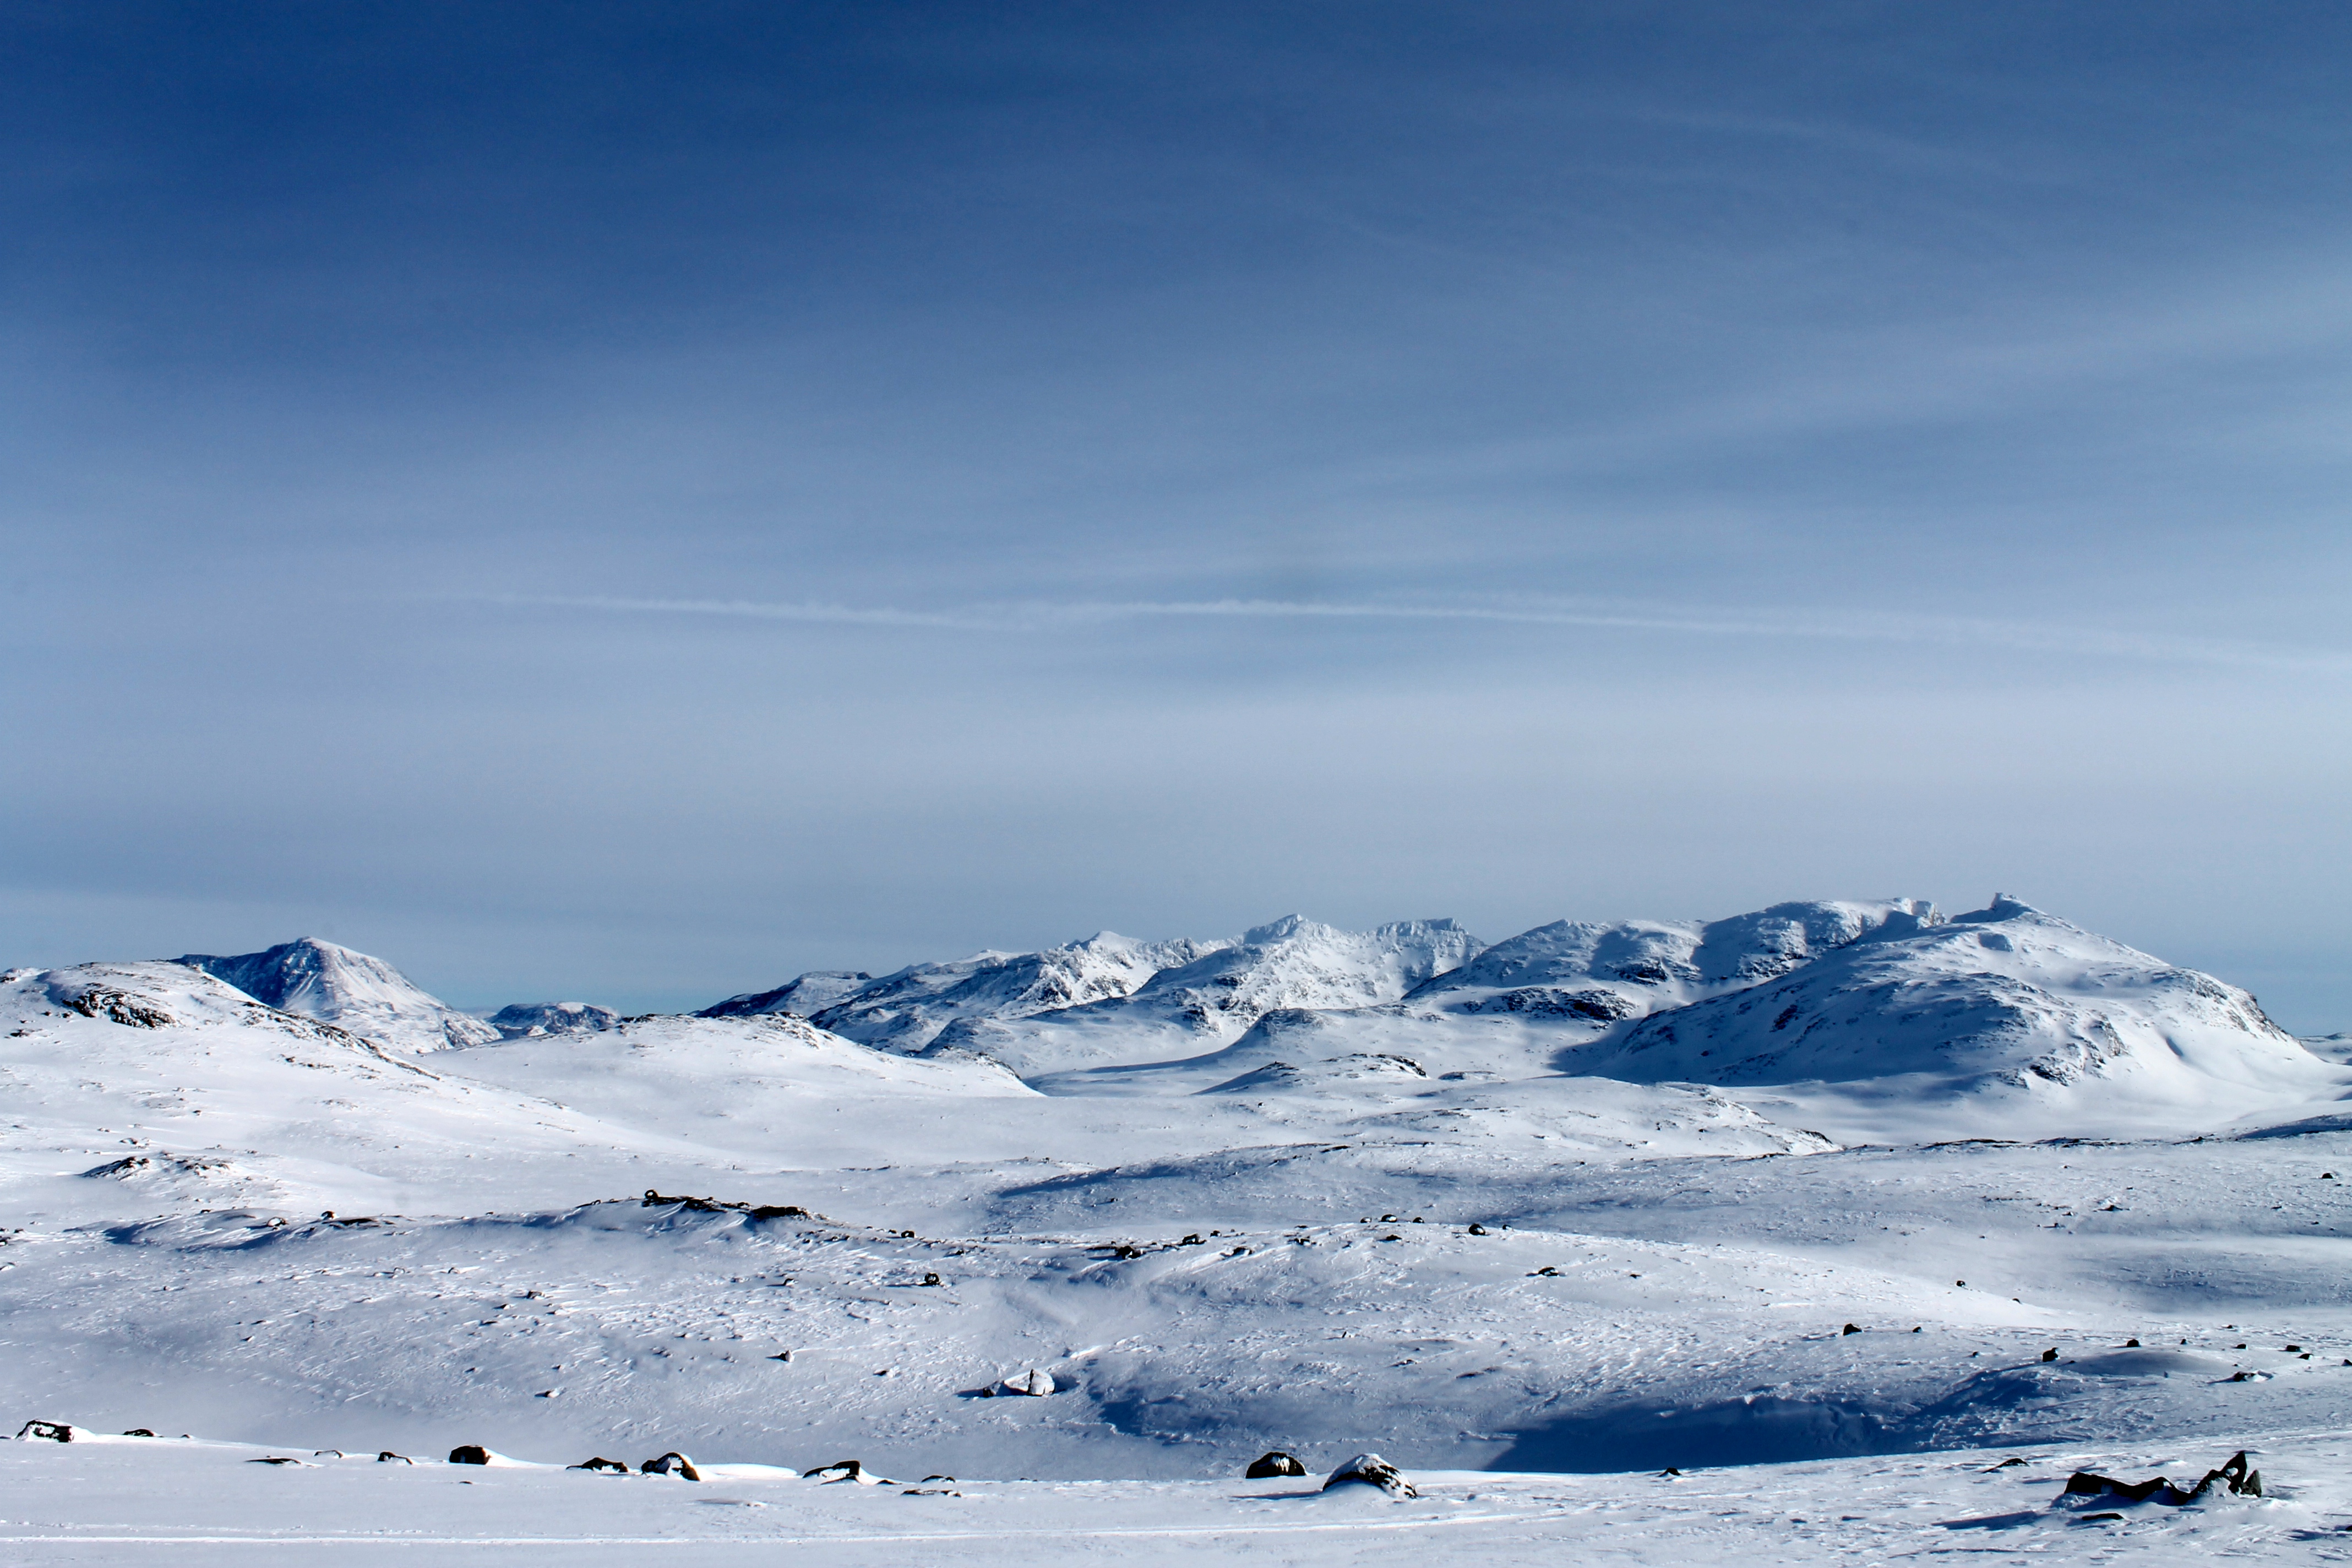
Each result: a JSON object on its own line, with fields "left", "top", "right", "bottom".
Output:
{"left": 177, "top": 938, "right": 497, "bottom": 1054}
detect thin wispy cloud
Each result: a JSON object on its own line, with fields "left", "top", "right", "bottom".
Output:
{"left": 477, "top": 593, "right": 2352, "bottom": 675}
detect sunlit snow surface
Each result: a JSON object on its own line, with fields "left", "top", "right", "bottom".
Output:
{"left": 4, "top": 898, "right": 2351, "bottom": 1562}
{"left": 8, "top": 1430, "right": 2352, "bottom": 1565}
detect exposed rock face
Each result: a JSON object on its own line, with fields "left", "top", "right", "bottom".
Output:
{"left": 641, "top": 1451, "right": 701, "bottom": 1480}
{"left": 1245, "top": 1451, "right": 1308, "bottom": 1478}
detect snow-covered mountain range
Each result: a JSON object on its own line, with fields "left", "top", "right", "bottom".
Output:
{"left": 5, "top": 894, "right": 2348, "bottom": 1532}
{"left": 53, "top": 897, "right": 2325, "bottom": 1121}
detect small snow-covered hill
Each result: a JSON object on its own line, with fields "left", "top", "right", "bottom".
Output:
{"left": 927, "top": 917, "right": 1482, "bottom": 1075}
{"left": 177, "top": 938, "right": 496, "bottom": 1053}
{"left": 1573, "top": 896, "right": 2335, "bottom": 1117}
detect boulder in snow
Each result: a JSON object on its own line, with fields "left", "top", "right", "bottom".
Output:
{"left": 805, "top": 1458, "right": 890, "bottom": 1484}
{"left": 995, "top": 1368, "right": 1056, "bottom": 1397}
{"left": 1246, "top": 1451, "right": 1308, "bottom": 1478}
{"left": 1323, "top": 1453, "right": 1417, "bottom": 1498}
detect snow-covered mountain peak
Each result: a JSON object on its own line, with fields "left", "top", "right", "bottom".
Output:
{"left": 176, "top": 938, "right": 496, "bottom": 1054}
{"left": 1240, "top": 913, "right": 1317, "bottom": 945}
{"left": 486, "top": 1000, "right": 619, "bottom": 1039}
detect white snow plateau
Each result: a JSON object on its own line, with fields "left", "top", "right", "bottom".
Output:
{"left": 6, "top": 895, "right": 2351, "bottom": 1564}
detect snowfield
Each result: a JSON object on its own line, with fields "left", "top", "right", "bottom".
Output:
{"left": 4, "top": 896, "right": 2350, "bottom": 1563}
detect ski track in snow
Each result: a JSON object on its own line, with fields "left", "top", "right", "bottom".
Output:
{"left": 5, "top": 895, "right": 2352, "bottom": 1562}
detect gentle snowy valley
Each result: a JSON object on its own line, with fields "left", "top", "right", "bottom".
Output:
{"left": 6, "top": 896, "right": 2350, "bottom": 1561}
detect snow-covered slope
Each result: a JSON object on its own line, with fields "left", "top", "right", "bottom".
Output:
{"left": 177, "top": 938, "right": 496, "bottom": 1053}
{"left": 927, "top": 917, "right": 1482, "bottom": 1075}
{"left": 1573, "top": 897, "right": 2334, "bottom": 1118}
{"left": 487, "top": 1000, "right": 619, "bottom": 1038}
{"left": 696, "top": 971, "right": 873, "bottom": 1021}
{"left": 10, "top": 896, "right": 2352, "bottom": 1525}
{"left": 803, "top": 932, "right": 1231, "bottom": 1053}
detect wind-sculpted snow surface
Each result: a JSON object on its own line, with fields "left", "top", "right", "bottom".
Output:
{"left": 177, "top": 938, "right": 498, "bottom": 1053}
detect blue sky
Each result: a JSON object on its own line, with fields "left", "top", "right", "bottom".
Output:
{"left": 7, "top": 3, "right": 2350, "bottom": 1023}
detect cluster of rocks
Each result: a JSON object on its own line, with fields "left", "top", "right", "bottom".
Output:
{"left": 1243, "top": 1450, "right": 1417, "bottom": 1498}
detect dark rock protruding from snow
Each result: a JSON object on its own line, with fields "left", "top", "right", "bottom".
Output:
{"left": 448, "top": 1445, "right": 491, "bottom": 1465}
{"left": 2062, "top": 1450, "right": 2261, "bottom": 1506}
{"left": 641, "top": 1451, "right": 701, "bottom": 1480}
{"left": 1324, "top": 1452, "right": 1417, "bottom": 1498}
{"left": 640, "top": 1189, "right": 809, "bottom": 1220}
{"left": 1246, "top": 1451, "right": 1309, "bottom": 1478}
{"left": 806, "top": 1458, "right": 890, "bottom": 1484}
{"left": 18, "top": 1420, "right": 74, "bottom": 1442}
{"left": 570, "top": 1456, "right": 629, "bottom": 1473}
{"left": 178, "top": 938, "right": 497, "bottom": 1053}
